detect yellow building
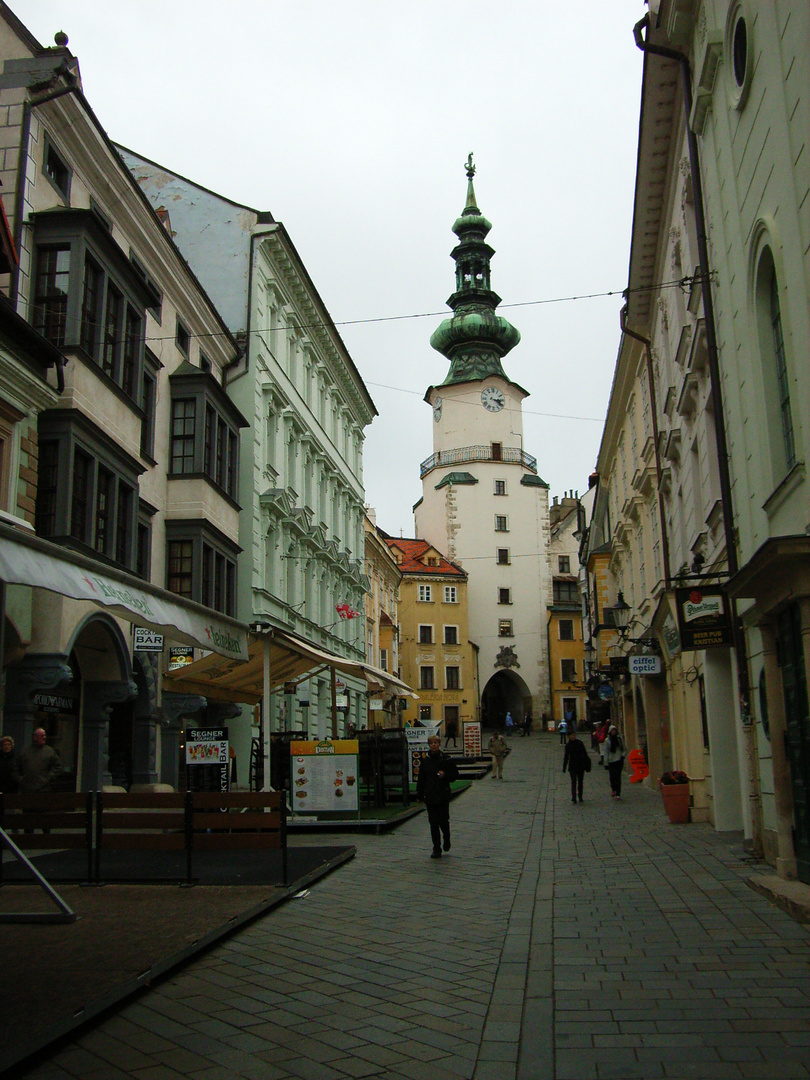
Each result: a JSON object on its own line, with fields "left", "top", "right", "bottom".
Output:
{"left": 547, "top": 494, "right": 586, "bottom": 729}
{"left": 363, "top": 512, "right": 402, "bottom": 727}
{"left": 383, "top": 536, "right": 479, "bottom": 739}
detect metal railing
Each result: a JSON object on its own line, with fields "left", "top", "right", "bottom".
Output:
{"left": 420, "top": 445, "right": 537, "bottom": 478}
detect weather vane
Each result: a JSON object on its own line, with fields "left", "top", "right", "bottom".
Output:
{"left": 465, "top": 152, "right": 475, "bottom": 179}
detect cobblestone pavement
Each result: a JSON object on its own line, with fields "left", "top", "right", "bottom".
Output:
{"left": 16, "top": 735, "right": 810, "bottom": 1080}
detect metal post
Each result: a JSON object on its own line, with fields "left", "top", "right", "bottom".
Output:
{"left": 263, "top": 635, "right": 271, "bottom": 791}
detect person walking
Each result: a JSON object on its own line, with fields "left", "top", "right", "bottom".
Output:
{"left": 416, "top": 734, "right": 459, "bottom": 858}
{"left": 604, "top": 724, "right": 625, "bottom": 799}
{"left": 487, "top": 731, "right": 508, "bottom": 780}
{"left": 0, "top": 735, "right": 20, "bottom": 793}
{"left": 504, "top": 712, "right": 514, "bottom": 736}
{"left": 19, "top": 727, "right": 61, "bottom": 794}
{"left": 444, "top": 717, "right": 458, "bottom": 748}
{"left": 521, "top": 710, "right": 533, "bottom": 738}
{"left": 558, "top": 716, "right": 568, "bottom": 745}
{"left": 595, "top": 719, "right": 609, "bottom": 766}
{"left": 562, "top": 731, "right": 591, "bottom": 803}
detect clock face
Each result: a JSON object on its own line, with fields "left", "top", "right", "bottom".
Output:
{"left": 433, "top": 396, "right": 442, "bottom": 422}
{"left": 481, "top": 386, "right": 505, "bottom": 412}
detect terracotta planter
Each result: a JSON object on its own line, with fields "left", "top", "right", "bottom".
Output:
{"left": 660, "top": 782, "right": 690, "bottom": 824}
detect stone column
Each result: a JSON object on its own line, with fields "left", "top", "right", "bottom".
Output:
{"left": 131, "top": 653, "right": 160, "bottom": 787}
{"left": 760, "top": 621, "right": 797, "bottom": 879}
{"left": 161, "top": 693, "right": 206, "bottom": 789}
{"left": 82, "top": 679, "right": 137, "bottom": 790}
{"left": 4, "top": 653, "right": 73, "bottom": 747}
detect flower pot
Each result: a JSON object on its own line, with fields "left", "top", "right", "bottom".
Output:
{"left": 659, "top": 782, "right": 690, "bottom": 824}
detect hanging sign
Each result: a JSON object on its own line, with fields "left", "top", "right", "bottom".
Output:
{"left": 628, "top": 655, "right": 662, "bottom": 675}
{"left": 675, "top": 587, "right": 732, "bottom": 649}
{"left": 134, "top": 627, "right": 164, "bottom": 652}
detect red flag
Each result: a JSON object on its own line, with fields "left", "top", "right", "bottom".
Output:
{"left": 335, "top": 603, "right": 360, "bottom": 619}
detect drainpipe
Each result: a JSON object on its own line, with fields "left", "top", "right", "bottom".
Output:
{"left": 619, "top": 307, "right": 672, "bottom": 591}
{"left": 633, "top": 14, "right": 762, "bottom": 857}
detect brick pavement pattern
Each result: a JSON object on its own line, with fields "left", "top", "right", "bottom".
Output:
{"left": 17, "top": 735, "right": 810, "bottom": 1080}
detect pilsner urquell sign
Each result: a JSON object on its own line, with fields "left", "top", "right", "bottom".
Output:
{"left": 675, "top": 587, "right": 732, "bottom": 649}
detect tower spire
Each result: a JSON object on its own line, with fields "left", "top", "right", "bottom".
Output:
{"left": 430, "top": 155, "right": 520, "bottom": 386}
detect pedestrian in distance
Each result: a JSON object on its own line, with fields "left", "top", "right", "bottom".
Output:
{"left": 558, "top": 716, "right": 568, "bottom": 745}
{"left": 0, "top": 734, "right": 20, "bottom": 793}
{"left": 19, "top": 727, "right": 61, "bottom": 794}
{"left": 562, "top": 731, "right": 591, "bottom": 803}
{"left": 521, "top": 710, "right": 533, "bottom": 738}
{"left": 416, "top": 734, "right": 459, "bottom": 858}
{"left": 595, "top": 719, "right": 609, "bottom": 765}
{"left": 444, "top": 717, "right": 458, "bottom": 748}
{"left": 505, "top": 711, "right": 514, "bottom": 736}
{"left": 605, "top": 724, "right": 626, "bottom": 799}
{"left": 564, "top": 707, "right": 576, "bottom": 736}
{"left": 487, "top": 731, "right": 508, "bottom": 780}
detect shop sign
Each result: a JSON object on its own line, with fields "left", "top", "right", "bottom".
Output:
{"left": 368, "top": 698, "right": 384, "bottom": 711}
{"left": 33, "top": 692, "right": 77, "bottom": 714}
{"left": 675, "top": 587, "right": 732, "bottom": 649}
{"left": 598, "top": 684, "right": 615, "bottom": 700}
{"left": 185, "top": 727, "right": 228, "bottom": 764}
{"left": 168, "top": 647, "right": 194, "bottom": 670}
{"left": 610, "top": 656, "right": 628, "bottom": 676}
{"left": 134, "top": 626, "right": 164, "bottom": 652}
{"left": 628, "top": 655, "right": 662, "bottom": 675}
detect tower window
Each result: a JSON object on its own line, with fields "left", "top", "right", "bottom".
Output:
{"left": 498, "top": 619, "right": 514, "bottom": 637}
{"left": 498, "top": 588, "right": 511, "bottom": 605}
{"left": 494, "top": 479, "right": 506, "bottom": 496}
{"left": 494, "top": 515, "right": 509, "bottom": 532}
{"left": 496, "top": 548, "right": 510, "bottom": 565}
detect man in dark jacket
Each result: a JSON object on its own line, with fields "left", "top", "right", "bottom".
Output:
{"left": 562, "top": 731, "right": 591, "bottom": 804}
{"left": 416, "top": 734, "right": 459, "bottom": 858}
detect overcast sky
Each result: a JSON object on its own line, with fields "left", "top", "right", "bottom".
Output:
{"left": 21, "top": 1, "right": 645, "bottom": 537}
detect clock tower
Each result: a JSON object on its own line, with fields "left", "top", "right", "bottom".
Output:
{"left": 415, "top": 156, "right": 551, "bottom": 727}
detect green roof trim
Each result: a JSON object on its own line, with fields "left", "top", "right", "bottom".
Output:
{"left": 435, "top": 471, "right": 479, "bottom": 490}
{"left": 521, "top": 474, "right": 549, "bottom": 488}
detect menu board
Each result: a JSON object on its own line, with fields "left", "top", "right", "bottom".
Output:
{"left": 463, "top": 721, "right": 481, "bottom": 758}
{"left": 289, "top": 740, "right": 359, "bottom": 812}
{"left": 404, "top": 727, "right": 430, "bottom": 783}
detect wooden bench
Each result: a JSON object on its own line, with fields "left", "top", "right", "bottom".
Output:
{"left": 0, "top": 793, "right": 94, "bottom": 884}
{"left": 1, "top": 791, "right": 288, "bottom": 886}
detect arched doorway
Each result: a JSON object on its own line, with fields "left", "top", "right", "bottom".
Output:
{"left": 481, "top": 670, "right": 531, "bottom": 730}
{"left": 67, "top": 614, "right": 136, "bottom": 790}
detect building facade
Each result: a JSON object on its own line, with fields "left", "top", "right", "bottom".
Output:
{"left": 119, "top": 150, "right": 377, "bottom": 751}
{"left": 363, "top": 510, "right": 402, "bottom": 727}
{"left": 547, "top": 493, "right": 586, "bottom": 728}
{"left": 0, "top": 11, "right": 248, "bottom": 791}
{"left": 414, "top": 159, "right": 552, "bottom": 727}
{"left": 384, "top": 537, "right": 478, "bottom": 736}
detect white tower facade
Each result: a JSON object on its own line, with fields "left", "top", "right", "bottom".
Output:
{"left": 414, "top": 159, "right": 551, "bottom": 724}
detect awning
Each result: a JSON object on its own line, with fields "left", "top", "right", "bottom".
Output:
{"left": 164, "top": 626, "right": 416, "bottom": 704}
{"left": 0, "top": 521, "right": 249, "bottom": 660}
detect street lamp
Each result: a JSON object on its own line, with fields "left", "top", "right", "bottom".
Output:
{"left": 609, "top": 591, "right": 660, "bottom": 652}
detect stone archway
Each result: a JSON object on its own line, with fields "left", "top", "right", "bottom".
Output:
{"left": 67, "top": 614, "right": 137, "bottom": 790}
{"left": 481, "top": 669, "right": 532, "bottom": 731}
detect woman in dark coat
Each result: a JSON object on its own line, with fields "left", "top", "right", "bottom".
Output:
{"left": 562, "top": 731, "right": 591, "bottom": 803}
{"left": 0, "top": 735, "right": 20, "bottom": 793}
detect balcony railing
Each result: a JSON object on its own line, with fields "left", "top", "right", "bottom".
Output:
{"left": 420, "top": 445, "right": 537, "bottom": 478}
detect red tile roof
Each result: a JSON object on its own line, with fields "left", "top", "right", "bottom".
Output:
{"left": 384, "top": 537, "right": 466, "bottom": 578}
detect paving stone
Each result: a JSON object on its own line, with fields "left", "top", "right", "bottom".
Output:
{"left": 11, "top": 737, "right": 810, "bottom": 1080}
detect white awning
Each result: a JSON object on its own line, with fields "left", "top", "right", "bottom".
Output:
{"left": 0, "top": 521, "right": 249, "bottom": 660}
